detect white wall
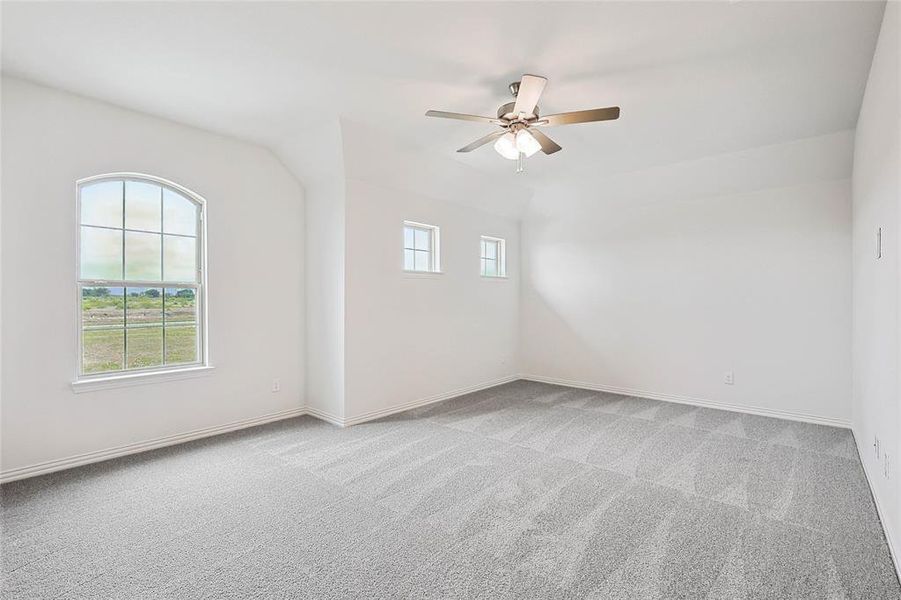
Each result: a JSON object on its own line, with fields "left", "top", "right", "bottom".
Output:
{"left": 522, "top": 131, "right": 854, "bottom": 424}
{"left": 852, "top": 1, "right": 900, "bottom": 561}
{"left": 1, "top": 77, "right": 305, "bottom": 475}
{"left": 344, "top": 178, "right": 520, "bottom": 422}
{"left": 276, "top": 121, "right": 347, "bottom": 421}
{"left": 301, "top": 184, "right": 346, "bottom": 420}
{"left": 278, "top": 121, "right": 526, "bottom": 424}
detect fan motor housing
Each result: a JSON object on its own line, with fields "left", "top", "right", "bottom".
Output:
{"left": 497, "top": 101, "right": 539, "bottom": 122}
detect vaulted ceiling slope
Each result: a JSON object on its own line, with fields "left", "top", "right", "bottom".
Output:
{"left": 274, "top": 118, "right": 533, "bottom": 218}
{"left": 1, "top": 1, "right": 885, "bottom": 190}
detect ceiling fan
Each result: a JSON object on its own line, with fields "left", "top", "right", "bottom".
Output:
{"left": 425, "top": 74, "right": 619, "bottom": 173}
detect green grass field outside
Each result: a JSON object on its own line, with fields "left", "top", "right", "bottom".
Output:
{"left": 81, "top": 288, "right": 199, "bottom": 374}
{"left": 83, "top": 325, "right": 197, "bottom": 373}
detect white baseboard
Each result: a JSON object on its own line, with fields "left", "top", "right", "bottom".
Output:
{"left": 309, "top": 374, "right": 520, "bottom": 428}
{"left": 852, "top": 427, "right": 901, "bottom": 580}
{"left": 519, "top": 374, "right": 852, "bottom": 429}
{"left": 0, "top": 406, "right": 307, "bottom": 484}
{"left": 304, "top": 406, "right": 344, "bottom": 427}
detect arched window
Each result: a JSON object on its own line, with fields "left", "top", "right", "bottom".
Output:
{"left": 76, "top": 174, "right": 206, "bottom": 379}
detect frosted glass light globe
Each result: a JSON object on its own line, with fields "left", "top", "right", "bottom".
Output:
{"left": 493, "top": 132, "right": 519, "bottom": 160}
{"left": 515, "top": 129, "right": 541, "bottom": 157}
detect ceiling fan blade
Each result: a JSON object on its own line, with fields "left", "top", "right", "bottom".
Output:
{"left": 529, "top": 129, "right": 562, "bottom": 155}
{"left": 512, "top": 74, "right": 547, "bottom": 118}
{"left": 457, "top": 130, "right": 506, "bottom": 153}
{"left": 542, "top": 107, "right": 620, "bottom": 126}
{"left": 425, "top": 110, "right": 501, "bottom": 124}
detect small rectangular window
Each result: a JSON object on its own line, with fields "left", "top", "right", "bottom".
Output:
{"left": 480, "top": 236, "right": 506, "bottom": 278}
{"left": 403, "top": 221, "right": 440, "bottom": 273}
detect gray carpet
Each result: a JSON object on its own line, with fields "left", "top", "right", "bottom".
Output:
{"left": 2, "top": 380, "right": 899, "bottom": 599}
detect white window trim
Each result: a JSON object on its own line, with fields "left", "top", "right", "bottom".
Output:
{"left": 71, "top": 365, "right": 215, "bottom": 393}
{"left": 403, "top": 220, "right": 442, "bottom": 274}
{"left": 480, "top": 235, "right": 507, "bottom": 279}
{"left": 74, "top": 172, "right": 210, "bottom": 387}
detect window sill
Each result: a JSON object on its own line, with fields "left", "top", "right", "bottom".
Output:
{"left": 481, "top": 275, "right": 509, "bottom": 280}
{"left": 402, "top": 270, "right": 444, "bottom": 278}
{"left": 71, "top": 365, "right": 215, "bottom": 393}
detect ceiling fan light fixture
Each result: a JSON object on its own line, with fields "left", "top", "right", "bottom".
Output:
{"left": 493, "top": 132, "right": 519, "bottom": 160}
{"left": 515, "top": 129, "right": 542, "bottom": 157}
{"left": 425, "top": 73, "right": 620, "bottom": 166}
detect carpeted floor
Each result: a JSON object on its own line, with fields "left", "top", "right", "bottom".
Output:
{"left": 2, "top": 380, "right": 899, "bottom": 599}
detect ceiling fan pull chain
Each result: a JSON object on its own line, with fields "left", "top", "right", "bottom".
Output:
{"left": 516, "top": 152, "right": 524, "bottom": 174}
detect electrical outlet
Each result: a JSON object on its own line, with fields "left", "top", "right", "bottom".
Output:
{"left": 885, "top": 453, "right": 891, "bottom": 479}
{"left": 723, "top": 371, "right": 734, "bottom": 385}
{"left": 271, "top": 379, "right": 281, "bottom": 393}
{"left": 875, "top": 436, "right": 881, "bottom": 459}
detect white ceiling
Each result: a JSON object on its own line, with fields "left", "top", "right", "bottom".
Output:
{"left": 1, "top": 1, "right": 885, "bottom": 185}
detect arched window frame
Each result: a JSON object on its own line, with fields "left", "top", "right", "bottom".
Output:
{"left": 74, "top": 173, "right": 209, "bottom": 384}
